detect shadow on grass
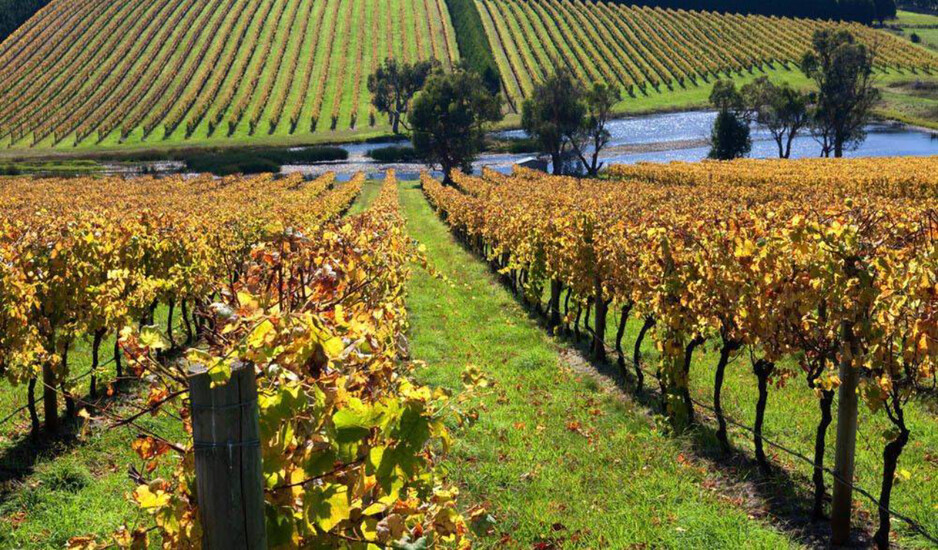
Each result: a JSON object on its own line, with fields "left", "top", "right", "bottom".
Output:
{"left": 0, "top": 372, "right": 145, "bottom": 490}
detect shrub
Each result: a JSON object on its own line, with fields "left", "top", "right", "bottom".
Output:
{"left": 184, "top": 147, "right": 348, "bottom": 175}
{"left": 367, "top": 146, "right": 421, "bottom": 163}
{"left": 911, "top": 32, "right": 922, "bottom": 43}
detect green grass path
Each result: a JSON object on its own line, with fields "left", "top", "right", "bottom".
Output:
{"left": 399, "top": 180, "right": 798, "bottom": 548}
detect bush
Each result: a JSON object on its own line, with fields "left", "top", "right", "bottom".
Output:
{"left": 367, "top": 146, "right": 421, "bottom": 163}
{"left": 185, "top": 153, "right": 280, "bottom": 176}
{"left": 0, "top": 165, "right": 22, "bottom": 176}
{"left": 262, "top": 147, "right": 347, "bottom": 164}
{"left": 911, "top": 32, "right": 922, "bottom": 43}
{"left": 708, "top": 110, "right": 752, "bottom": 160}
{"left": 183, "top": 147, "right": 347, "bottom": 176}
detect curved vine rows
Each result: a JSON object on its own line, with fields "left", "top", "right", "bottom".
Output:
{"left": 0, "top": 0, "right": 459, "bottom": 149}
{"left": 477, "top": 0, "right": 937, "bottom": 106}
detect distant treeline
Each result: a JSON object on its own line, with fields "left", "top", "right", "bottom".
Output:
{"left": 603, "top": 0, "right": 896, "bottom": 24}
{"left": 0, "top": 0, "right": 50, "bottom": 43}
{"left": 899, "top": 0, "right": 938, "bottom": 12}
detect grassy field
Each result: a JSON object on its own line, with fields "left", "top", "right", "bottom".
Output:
{"left": 0, "top": 0, "right": 458, "bottom": 151}
{"left": 399, "top": 180, "right": 803, "bottom": 548}
{"left": 888, "top": 10, "right": 938, "bottom": 52}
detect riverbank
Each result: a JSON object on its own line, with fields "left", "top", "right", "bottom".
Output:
{"left": 3, "top": 110, "right": 936, "bottom": 178}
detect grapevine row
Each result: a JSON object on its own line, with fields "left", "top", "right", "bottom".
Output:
{"left": 422, "top": 159, "right": 938, "bottom": 546}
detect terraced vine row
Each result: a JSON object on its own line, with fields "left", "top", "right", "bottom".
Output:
{"left": 478, "top": 0, "right": 938, "bottom": 104}
{"left": 0, "top": 0, "right": 459, "bottom": 149}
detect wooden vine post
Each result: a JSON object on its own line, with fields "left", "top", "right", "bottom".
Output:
{"left": 831, "top": 320, "right": 860, "bottom": 545}
{"left": 189, "top": 362, "right": 267, "bottom": 549}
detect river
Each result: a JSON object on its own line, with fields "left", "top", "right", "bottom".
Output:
{"left": 490, "top": 110, "right": 938, "bottom": 168}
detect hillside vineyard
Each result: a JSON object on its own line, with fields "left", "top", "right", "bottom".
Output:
{"left": 0, "top": 0, "right": 459, "bottom": 149}
{"left": 0, "top": 0, "right": 934, "bottom": 149}
{"left": 478, "top": 0, "right": 934, "bottom": 108}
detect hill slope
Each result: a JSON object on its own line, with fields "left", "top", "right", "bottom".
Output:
{"left": 0, "top": 0, "right": 934, "bottom": 152}
{"left": 478, "top": 0, "right": 937, "bottom": 112}
{"left": 0, "top": 0, "right": 459, "bottom": 150}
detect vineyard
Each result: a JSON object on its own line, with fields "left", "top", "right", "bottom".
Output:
{"left": 0, "top": 170, "right": 478, "bottom": 547}
{"left": 477, "top": 0, "right": 938, "bottom": 110}
{"left": 0, "top": 0, "right": 934, "bottom": 151}
{"left": 422, "top": 157, "right": 938, "bottom": 547}
{"left": 0, "top": 0, "right": 458, "bottom": 150}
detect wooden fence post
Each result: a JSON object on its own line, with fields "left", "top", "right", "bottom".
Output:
{"left": 831, "top": 321, "right": 860, "bottom": 545}
{"left": 189, "top": 362, "right": 267, "bottom": 550}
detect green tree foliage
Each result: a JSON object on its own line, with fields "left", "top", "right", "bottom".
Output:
{"left": 708, "top": 80, "right": 752, "bottom": 160}
{"left": 0, "top": 0, "right": 49, "bottom": 43}
{"left": 802, "top": 29, "right": 880, "bottom": 157}
{"left": 571, "top": 83, "right": 622, "bottom": 177}
{"left": 444, "top": 0, "right": 502, "bottom": 95}
{"left": 410, "top": 68, "right": 503, "bottom": 183}
{"left": 521, "top": 69, "right": 587, "bottom": 176}
{"left": 873, "top": 0, "right": 897, "bottom": 22}
{"left": 368, "top": 58, "right": 439, "bottom": 135}
{"left": 742, "top": 77, "right": 810, "bottom": 158}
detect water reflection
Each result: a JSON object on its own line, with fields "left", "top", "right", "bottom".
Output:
{"left": 488, "top": 110, "right": 938, "bottom": 173}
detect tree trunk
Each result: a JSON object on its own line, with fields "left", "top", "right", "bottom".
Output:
{"left": 834, "top": 135, "right": 844, "bottom": 158}
{"left": 42, "top": 360, "right": 58, "bottom": 434}
{"left": 753, "top": 359, "right": 775, "bottom": 475}
{"left": 872, "top": 414, "right": 909, "bottom": 550}
{"left": 813, "top": 389, "right": 835, "bottom": 520}
{"left": 713, "top": 341, "right": 736, "bottom": 453}
{"left": 784, "top": 132, "right": 796, "bottom": 159}
{"left": 551, "top": 153, "right": 562, "bottom": 175}
{"left": 633, "top": 316, "right": 654, "bottom": 392}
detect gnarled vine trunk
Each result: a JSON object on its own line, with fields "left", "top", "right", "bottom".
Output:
{"left": 752, "top": 358, "right": 775, "bottom": 475}
{"left": 873, "top": 402, "right": 910, "bottom": 550}
{"left": 713, "top": 339, "right": 740, "bottom": 453}
{"left": 633, "top": 316, "right": 655, "bottom": 392}
{"left": 615, "top": 303, "right": 633, "bottom": 378}
{"left": 812, "top": 389, "right": 835, "bottom": 520}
